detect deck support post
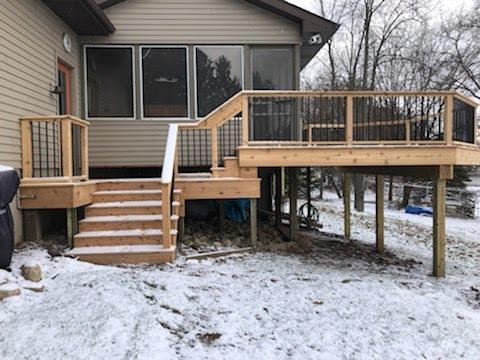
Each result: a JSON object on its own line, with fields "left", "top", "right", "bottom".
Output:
{"left": 250, "top": 198, "right": 258, "bottom": 247}
{"left": 178, "top": 217, "right": 185, "bottom": 248}
{"left": 376, "top": 175, "right": 385, "bottom": 253}
{"left": 66, "top": 208, "right": 77, "bottom": 248}
{"left": 343, "top": 173, "right": 351, "bottom": 240}
{"left": 288, "top": 167, "right": 298, "bottom": 242}
{"left": 23, "top": 210, "right": 43, "bottom": 242}
{"left": 275, "top": 168, "right": 282, "bottom": 227}
{"left": 433, "top": 177, "right": 446, "bottom": 277}
{"left": 306, "top": 167, "right": 312, "bottom": 231}
{"left": 218, "top": 200, "right": 225, "bottom": 230}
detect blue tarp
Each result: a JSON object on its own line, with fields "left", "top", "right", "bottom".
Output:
{"left": 405, "top": 205, "right": 433, "bottom": 216}
{"left": 224, "top": 199, "right": 250, "bottom": 222}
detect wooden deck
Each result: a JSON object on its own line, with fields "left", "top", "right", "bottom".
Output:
{"left": 238, "top": 143, "right": 480, "bottom": 167}
{"left": 18, "top": 90, "right": 480, "bottom": 275}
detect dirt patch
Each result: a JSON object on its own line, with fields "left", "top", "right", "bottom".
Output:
{"left": 461, "top": 286, "right": 480, "bottom": 310}
{"left": 197, "top": 332, "right": 222, "bottom": 345}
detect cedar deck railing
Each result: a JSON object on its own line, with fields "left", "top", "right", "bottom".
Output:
{"left": 20, "top": 115, "right": 89, "bottom": 183}
{"left": 178, "top": 91, "right": 478, "bottom": 169}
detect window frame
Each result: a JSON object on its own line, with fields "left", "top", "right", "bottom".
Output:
{"left": 83, "top": 44, "right": 136, "bottom": 121}
{"left": 139, "top": 45, "right": 191, "bottom": 121}
{"left": 193, "top": 45, "right": 245, "bottom": 119}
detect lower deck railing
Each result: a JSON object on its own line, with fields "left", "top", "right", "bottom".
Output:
{"left": 20, "top": 115, "right": 89, "bottom": 183}
{"left": 178, "top": 91, "right": 478, "bottom": 169}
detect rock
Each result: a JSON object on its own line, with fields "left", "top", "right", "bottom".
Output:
{"left": 21, "top": 262, "right": 43, "bottom": 282}
{"left": 0, "top": 283, "right": 21, "bottom": 300}
{"left": 20, "top": 280, "right": 45, "bottom": 293}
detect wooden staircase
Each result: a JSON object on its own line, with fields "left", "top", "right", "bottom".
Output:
{"left": 211, "top": 156, "right": 258, "bottom": 178}
{"left": 65, "top": 179, "right": 180, "bottom": 265}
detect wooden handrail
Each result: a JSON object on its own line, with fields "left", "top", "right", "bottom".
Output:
{"left": 178, "top": 92, "right": 244, "bottom": 130}
{"left": 160, "top": 124, "right": 179, "bottom": 249}
{"left": 453, "top": 93, "right": 480, "bottom": 108}
{"left": 242, "top": 90, "right": 480, "bottom": 100}
{"left": 161, "top": 124, "right": 179, "bottom": 185}
{"left": 21, "top": 115, "right": 90, "bottom": 126}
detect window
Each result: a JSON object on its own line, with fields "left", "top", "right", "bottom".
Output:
{"left": 251, "top": 48, "right": 295, "bottom": 141}
{"left": 195, "top": 46, "right": 243, "bottom": 117}
{"left": 252, "top": 47, "right": 294, "bottom": 90}
{"left": 85, "top": 46, "right": 134, "bottom": 118}
{"left": 141, "top": 47, "right": 189, "bottom": 118}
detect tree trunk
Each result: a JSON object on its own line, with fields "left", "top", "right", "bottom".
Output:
{"left": 388, "top": 176, "right": 394, "bottom": 202}
{"left": 402, "top": 184, "right": 412, "bottom": 208}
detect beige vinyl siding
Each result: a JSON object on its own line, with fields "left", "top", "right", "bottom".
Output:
{"left": 0, "top": 0, "right": 82, "bottom": 242}
{"left": 0, "top": 0, "right": 82, "bottom": 168}
{"left": 89, "top": 121, "right": 169, "bottom": 167}
{"left": 82, "top": 0, "right": 301, "bottom": 168}
{"left": 81, "top": 0, "right": 300, "bottom": 44}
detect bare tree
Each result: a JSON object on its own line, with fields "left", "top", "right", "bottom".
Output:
{"left": 307, "top": 0, "right": 430, "bottom": 211}
{"left": 443, "top": 0, "right": 480, "bottom": 99}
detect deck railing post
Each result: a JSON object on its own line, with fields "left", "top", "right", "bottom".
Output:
{"left": 211, "top": 127, "right": 218, "bottom": 168}
{"left": 445, "top": 94, "right": 453, "bottom": 145}
{"left": 242, "top": 95, "right": 249, "bottom": 145}
{"left": 61, "top": 118, "right": 73, "bottom": 181}
{"left": 21, "top": 119, "right": 33, "bottom": 178}
{"left": 162, "top": 183, "right": 172, "bottom": 248}
{"left": 405, "top": 119, "right": 411, "bottom": 143}
{"left": 346, "top": 95, "right": 354, "bottom": 145}
{"left": 81, "top": 123, "right": 89, "bottom": 180}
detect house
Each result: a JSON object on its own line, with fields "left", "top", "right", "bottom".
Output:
{"left": 1, "top": 0, "right": 479, "bottom": 277}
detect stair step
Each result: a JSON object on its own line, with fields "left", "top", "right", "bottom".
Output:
{"left": 65, "top": 245, "right": 176, "bottom": 265}
{"left": 93, "top": 189, "right": 181, "bottom": 202}
{"left": 178, "top": 173, "right": 212, "bottom": 179}
{"left": 93, "top": 190, "right": 163, "bottom": 202}
{"left": 85, "top": 201, "right": 180, "bottom": 216}
{"left": 79, "top": 214, "right": 179, "bottom": 232}
{"left": 74, "top": 229, "right": 178, "bottom": 247}
{"left": 96, "top": 178, "right": 163, "bottom": 191}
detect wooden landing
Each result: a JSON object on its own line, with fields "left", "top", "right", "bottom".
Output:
{"left": 19, "top": 181, "right": 96, "bottom": 209}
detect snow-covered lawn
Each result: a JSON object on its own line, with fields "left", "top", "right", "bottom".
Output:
{"left": 1, "top": 195, "right": 479, "bottom": 359}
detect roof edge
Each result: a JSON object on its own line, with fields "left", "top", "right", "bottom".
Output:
{"left": 82, "top": 0, "right": 116, "bottom": 34}
{"left": 97, "top": 0, "right": 339, "bottom": 67}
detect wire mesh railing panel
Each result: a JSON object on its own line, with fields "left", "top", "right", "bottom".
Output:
{"left": 300, "top": 96, "right": 346, "bottom": 142}
{"left": 178, "top": 128, "right": 212, "bottom": 168}
{"left": 453, "top": 99, "right": 476, "bottom": 144}
{"left": 218, "top": 115, "right": 242, "bottom": 166}
{"left": 352, "top": 95, "right": 446, "bottom": 142}
{"left": 72, "top": 123, "right": 83, "bottom": 176}
{"left": 31, "top": 121, "right": 62, "bottom": 177}
{"left": 250, "top": 97, "right": 296, "bottom": 141}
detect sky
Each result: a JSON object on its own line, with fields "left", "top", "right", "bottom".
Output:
{"left": 287, "top": 0, "right": 475, "bottom": 15}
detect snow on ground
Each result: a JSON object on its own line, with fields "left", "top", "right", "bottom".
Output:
{"left": 1, "top": 192, "right": 480, "bottom": 360}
